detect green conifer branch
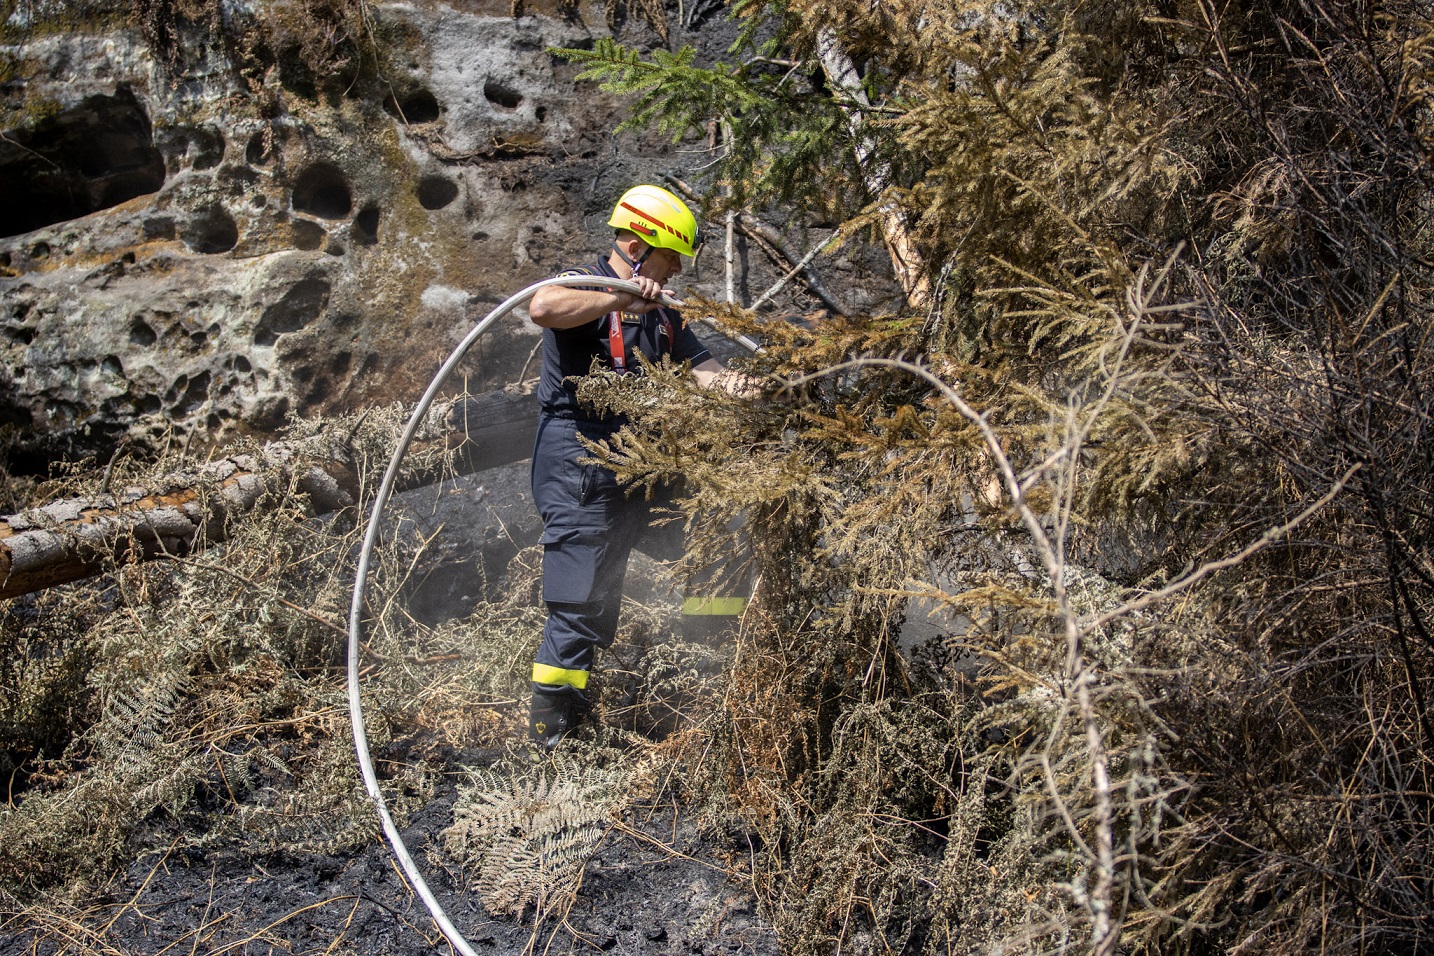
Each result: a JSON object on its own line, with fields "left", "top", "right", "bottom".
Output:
{"left": 552, "top": 37, "right": 875, "bottom": 211}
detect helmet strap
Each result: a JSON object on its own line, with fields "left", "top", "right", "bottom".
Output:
{"left": 612, "top": 237, "right": 653, "bottom": 276}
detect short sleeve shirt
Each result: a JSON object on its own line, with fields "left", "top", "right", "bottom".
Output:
{"left": 535, "top": 257, "right": 711, "bottom": 424}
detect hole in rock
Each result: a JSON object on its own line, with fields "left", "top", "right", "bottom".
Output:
{"left": 385, "top": 88, "right": 441, "bottom": 124}
{"left": 417, "top": 176, "right": 459, "bottom": 210}
{"left": 483, "top": 79, "right": 522, "bottom": 110}
{"left": 129, "top": 319, "right": 157, "bottom": 346}
{"left": 246, "top": 130, "right": 274, "bottom": 165}
{"left": 353, "top": 205, "right": 380, "bottom": 245}
{"left": 276, "top": 52, "right": 318, "bottom": 101}
{"left": 0, "top": 89, "right": 165, "bottom": 238}
{"left": 253, "top": 276, "right": 331, "bottom": 346}
{"left": 191, "top": 129, "right": 224, "bottom": 169}
{"left": 182, "top": 205, "right": 238, "bottom": 254}
{"left": 170, "top": 370, "right": 212, "bottom": 413}
{"left": 291, "top": 163, "right": 352, "bottom": 219}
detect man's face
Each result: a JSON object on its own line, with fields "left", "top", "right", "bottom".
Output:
{"left": 638, "top": 244, "right": 683, "bottom": 283}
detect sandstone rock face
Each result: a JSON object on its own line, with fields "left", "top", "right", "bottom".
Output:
{"left": 1, "top": 1, "right": 804, "bottom": 473}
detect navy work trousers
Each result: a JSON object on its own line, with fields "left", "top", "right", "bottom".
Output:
{"left": 530, "top": 414, "right": 680, "bottom": 705}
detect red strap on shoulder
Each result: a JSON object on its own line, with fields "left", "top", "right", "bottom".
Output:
{"left": 607, "top": 310, "right": 676, "bottom": 375}
{"left": 607, "top": 311, "right": 627, "bottom": 374}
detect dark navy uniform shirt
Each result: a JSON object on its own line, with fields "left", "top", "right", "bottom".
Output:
{"left": 535, "top": 257, "right": 711, "bottom": 425}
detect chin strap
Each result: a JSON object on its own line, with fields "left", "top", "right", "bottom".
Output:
{"left": 612, "top": 239, "right": 652, "bottom": 276}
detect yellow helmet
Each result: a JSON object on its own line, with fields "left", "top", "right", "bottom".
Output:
{"left": 607, "top": 184, "right": 703, "bottom": 257}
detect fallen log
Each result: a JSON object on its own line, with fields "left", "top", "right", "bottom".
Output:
{"left": 0, "top": 384, "right": 540, "bottom": 601}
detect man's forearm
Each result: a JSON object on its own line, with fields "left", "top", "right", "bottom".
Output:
{"left": 529, "top": 287, "right": 626, "bottom": 328}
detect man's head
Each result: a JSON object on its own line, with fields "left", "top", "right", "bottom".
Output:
{"left": 607, "top": 185, "right": 703, "bottom": 263}
{"left": 613, "top": 233, "right": 684, "bottom": 284}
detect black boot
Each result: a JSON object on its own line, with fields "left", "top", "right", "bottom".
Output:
{"left": 528, "top": 684, "right": 585, "bottom": 748}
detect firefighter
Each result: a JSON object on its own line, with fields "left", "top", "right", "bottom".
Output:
{"left": 525, "top": 184, "right": 744, "bottom": 746}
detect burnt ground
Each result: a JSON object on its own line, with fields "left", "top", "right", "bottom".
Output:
{"left": 0, "top": 754, "right": 778, "bottom": 956}
{"left": 0, "top": 465, "right": 779, "bottom": 955}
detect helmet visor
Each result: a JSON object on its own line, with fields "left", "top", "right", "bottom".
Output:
{"left": 690, "top": 225, "right": 706, "bottom": 260}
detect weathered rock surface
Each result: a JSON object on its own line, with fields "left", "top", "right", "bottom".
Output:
{"left": 1, "top": 0, "right": 855, "bottom": 476}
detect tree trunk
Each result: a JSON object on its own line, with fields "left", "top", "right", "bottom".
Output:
{"left": 0, "top": 385, "right": 539, "bottom": 601}
{"left": 816, "top": 26, "right": 932, "bottom": 310}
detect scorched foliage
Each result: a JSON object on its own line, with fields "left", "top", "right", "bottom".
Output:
{"left": 565, "top": 0, "right": 1434, "bottom": 953}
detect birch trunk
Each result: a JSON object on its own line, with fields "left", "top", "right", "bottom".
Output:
{"left": 815, "top": 26, "right": 932, "bottom": 310}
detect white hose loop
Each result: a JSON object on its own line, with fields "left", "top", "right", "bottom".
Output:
{"left": 346, "top": 276, "right": 682, "bottom": 955}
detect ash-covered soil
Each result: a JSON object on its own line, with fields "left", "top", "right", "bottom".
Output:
{"left": 0, "top": 750, "right": 777, "bottom": 955}
{"left": 0, "top": 464, "right": 777, "bottom": 956}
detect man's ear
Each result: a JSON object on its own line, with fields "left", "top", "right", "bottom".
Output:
{"left": 622, "top": 235, "right": 649, "bottom": 260}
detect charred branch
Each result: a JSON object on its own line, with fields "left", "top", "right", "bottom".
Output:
{"left": 0, "top": 384, "right": 539, "bottom": 601}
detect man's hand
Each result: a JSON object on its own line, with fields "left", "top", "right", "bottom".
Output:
{"left": 693, "top": 359, "right": 763, "bottom": 397}
{"left": 619, "top": 274, "right": 670, "bottom": 314}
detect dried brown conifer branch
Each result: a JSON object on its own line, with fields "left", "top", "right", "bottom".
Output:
{"left": 783, "top": 350, "right": 1124, "bottom": 952}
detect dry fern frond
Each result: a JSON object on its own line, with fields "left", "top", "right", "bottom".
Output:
{"left": 442, "top": 754, "right": 631, "bottom": 918}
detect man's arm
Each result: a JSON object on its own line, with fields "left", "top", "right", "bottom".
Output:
{"left": 529, "top": 275, "right": 669, "bottom": 329}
